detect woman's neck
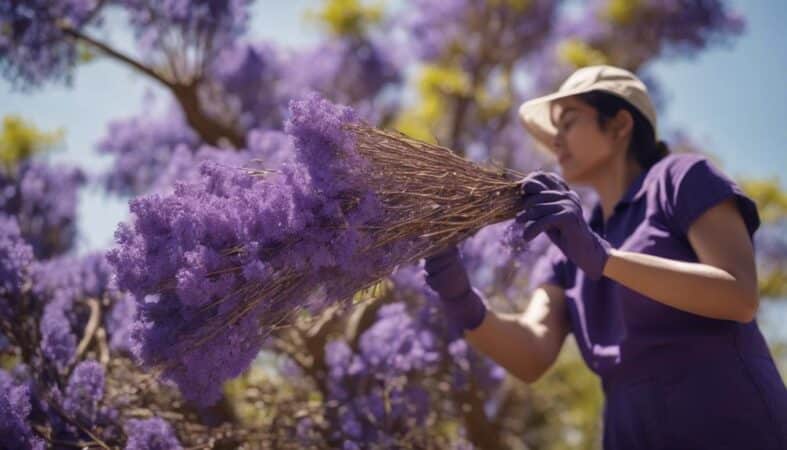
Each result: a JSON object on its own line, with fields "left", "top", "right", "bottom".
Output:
{"left": 591, "top": 158, "right": 644, "bottom": 223}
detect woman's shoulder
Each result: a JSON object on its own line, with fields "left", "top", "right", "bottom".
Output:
{"left": 647, "top": 152, "right": 719, "bottom": 184}
{"left": 640, "top": 152, "right": 736, "bottom": 200}
{"left": 646, "top": 152, "right": 760, "bottom": 237}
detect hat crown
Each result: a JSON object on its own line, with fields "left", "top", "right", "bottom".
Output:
{"left": 559, "top": 65, "right": 645, "bottom": 92}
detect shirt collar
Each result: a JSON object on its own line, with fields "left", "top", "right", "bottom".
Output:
{"left": 589, "top": 168, "right": 650, "bottom": 229}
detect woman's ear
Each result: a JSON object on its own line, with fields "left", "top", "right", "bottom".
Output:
{"left": 612, "top": 109, "right": 634, "bottom": 140}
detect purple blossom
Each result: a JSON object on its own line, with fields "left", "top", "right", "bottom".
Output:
{"left": 321, "top": 301, "right": 442, "bottom": 445}
{"left": 358, "top": 302, "right": 441, "bottom": 375}
{"left": 0, "top": 0, "right": 97, "bottom": 88}
{"left": 30, "top": 252, "right": 127, "bottom": 371}
{"left": 245, "top": 129, "right": 295, "bottom": 171}
{"left": 40, "top": 292, "right": 77, "bottom": 371}
{"left": 400, "top": 0, "right": 558, "bottom": 67}
{"left": 106, "top": 292, "right": 138, "bottom": 354}
{"left": 31, "top": 252, "right": 117, "bottom": 303}
{"left": 63, "top": 360, "right": 105, "bottom": 425}
{"left": 123, "top": 417, "right": 182, "bottom": 450}
{"left": 124, "top": 0, "right": 251, "bottom": 55}
{"left": 281, "top": 37, "right": 402, "bottom": 113}
{"left": 526, "top": 0, "right": 745, "bottom": 92}
{"left": 107, "top": 159, "right": 311, "bottom": 405}
{"left": 461, "top": 220, "right": 553, "bottom": 305}
{"left": 97, "top": 109, "right": 199, "bottom": 196}
{"left": 0, "top": 160, "right": 85, "bottom": 258}
{"left": 398, "top": 0, "right": 469, "bottom": 61}
{"left": 285, "top": 92, "right": 365, "bottom": 197}
{"left": 149, "top": 131, "right": 294, "bottom": 195}
{"left": 0, "top": 370, "right": 45, "bottom": 450}
{"left": 208, "top": 42, "right": 285, "bottom": 131}
{"left": 0, "top": 214, "right": 34, "bottom": 307}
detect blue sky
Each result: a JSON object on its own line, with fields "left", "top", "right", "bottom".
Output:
{"left": 1, "top": 0, "right": 785, "bottom": 254}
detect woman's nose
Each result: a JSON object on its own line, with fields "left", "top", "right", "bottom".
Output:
{"left": 551, "top": 131, "right": 564, "bottom": 152}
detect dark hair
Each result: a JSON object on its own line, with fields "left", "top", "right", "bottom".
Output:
{"left": 575, "top": 91, "right": 669, "bottom": 170}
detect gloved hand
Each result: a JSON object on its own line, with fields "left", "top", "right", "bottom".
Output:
{"left": 423, "top": 245, "right": 487, "bottom": 332}
{"left": 515, "top": 171, "right": 612, "bottom": 280}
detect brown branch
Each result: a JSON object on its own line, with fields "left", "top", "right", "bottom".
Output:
{"left": 74, "top": 298, "right": 101, "bottom": 360}
{"left": 59, "top": 25, "right": 174, "bottom": 90}
{"left": 95, "top": 327, "right": 110, "bottom": 366}
{"left": 59, "top": 23, "right": 245, "bottom": 148}
{"left": 170, "top": 82, "right": 246, "bottom": 149}
{"left": 43, "top": 391, "right": 112, "bottom": 450}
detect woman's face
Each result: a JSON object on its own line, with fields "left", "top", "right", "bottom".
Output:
{"left": 548, "top": 96, "right": 622, "bottom": 184}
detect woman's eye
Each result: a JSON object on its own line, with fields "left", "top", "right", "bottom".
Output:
{"left": 559, "top": 119, "right": 574, "bottom": 131}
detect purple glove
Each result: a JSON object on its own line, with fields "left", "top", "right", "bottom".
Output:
{"left": 515, "top": 171, "right": 612, "bottom": 280}
{"left": 423, "top": 245, "right": 487, "bottom": 332}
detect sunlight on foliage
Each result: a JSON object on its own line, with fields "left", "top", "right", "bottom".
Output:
{"left": 602, "top": 0, "right": 642, "bottom": 25}
{"left": 0, "top": 115, "right": 63, "bottom": 170}
{"left": 741, "top": 178, "right": 787, "bottom": 224}
{"left": 393, "top": 64, "right": 471, "bottom": 143}
{"left": 558, "top": 39, "right": 609, "bottom": 68}
{"left": 306, "top": 0, "right": 384, "bottom": 36}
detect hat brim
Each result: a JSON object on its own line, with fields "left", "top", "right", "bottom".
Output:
{"left": 517, "top": 85, "right": 599, "bottom": 156}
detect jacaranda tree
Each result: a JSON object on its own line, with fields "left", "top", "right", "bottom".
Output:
{"left": 2, "top": 1, "right": 783, "bottom": 449}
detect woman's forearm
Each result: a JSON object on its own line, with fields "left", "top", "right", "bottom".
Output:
{"left": 464, "top": 311, "right": 555, "bottom": 384}
{"left": 602, "top": 249, "right": 758, "bottom": 323}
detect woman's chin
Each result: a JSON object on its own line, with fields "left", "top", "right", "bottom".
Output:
{"left": 557, "top": 162, "right": 577, "bottom": 180}
{"left": 559, "top": 164, "right": 589, "bottom": 185}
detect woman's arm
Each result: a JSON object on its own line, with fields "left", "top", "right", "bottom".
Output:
{"left": 602, "top": 198, "right": 759, "bottom": 323}
{"left": 464, "top": 284, "right": 570, "bottom": 383}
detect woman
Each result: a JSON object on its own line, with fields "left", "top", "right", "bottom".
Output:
{"left": 424, "top": 65, "right": 787, "bottom": 449}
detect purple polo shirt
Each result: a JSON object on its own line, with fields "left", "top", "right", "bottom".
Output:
{"left": 528, "top": 152, "right": 776, "bottom": 377}
{"left": 528, "top": 153, "right": 787, "bottom": 448}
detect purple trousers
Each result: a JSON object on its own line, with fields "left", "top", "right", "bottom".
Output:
{"left": 602, "top": 353, "right": 787, "bottom": 450}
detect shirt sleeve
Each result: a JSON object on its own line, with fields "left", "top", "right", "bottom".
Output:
{"left": 665, "top": 155, "right": 760, "bottom": 239}
{"left": 528, "top": 243, "right": 572, "bottom": 292}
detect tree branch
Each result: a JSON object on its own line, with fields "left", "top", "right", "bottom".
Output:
{"left": 60, "top": 24, "right": 245, "bottom": 148}
{"left": 59, "top": 25, "right": 174, "bottom": 90}
{"left": 74, "top": 298, "right": 101, "bottom": 361}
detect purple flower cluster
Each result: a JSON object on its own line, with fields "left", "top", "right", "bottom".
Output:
{"left": 98, "top": 109, "right": 199, "bottom": 196}
{"left": 315, "top": 272, "right": 507, "bottom": 446}
{"left": 208, "top": 42, "right": 285, "bottom": 132}
{"left": 322, "top": 302, "right": 438, "bottom": 446}
{"left": 124, "top": 0, "right": 251, "bottom": 55}
{"left": 106, "top": 93, "right": 425, "bottom": 405}
{"left": 281, "top": 37, "right": 402, "bottom": 113}
{"left": 527, "top": 0, "right": 745, "bottom": 92}
{"left": 63, "top": 360, "right": 105, "bottom": 425}
{"left": 0, "top": 370, "right": 45, "bottom": 450}
{"left": 0, "top": 160, "right": 85, "bottom": 258}
{"left": 285, "top": 92, "right": 365, "bottom": 196}
{"left": 400, "top": 0, "right": 558, "bottom": 66}
{"left": 106, "top": 292, "right": 138, "bottom": 354}
{"left": 0, "top": 0, "right": 97, "bottom": 88}
{"left": 32, "top": 252, "right": 116, "bottom": 302}
{"left": 0, "top": 214, "right": 34, "bottom": 305}
{"left": 32, "top": 252, "right": 133, "bottom": 369}
{"left": 124, "top": 417, "right": 182, "bottom": 450}
{"left": 40, "top": 292, "right": 77, "bottom": 371}
{"left": 462, "top": 220, "right": 553, "bottom": 304}
{"left": 150, "top": 130, "right": 295, "bottom": 195}
{"left": 447, "top": 339, "right": 506, "bottom": 394}
{"left": 107, "top": 163, "right": 278, "bottom": 405}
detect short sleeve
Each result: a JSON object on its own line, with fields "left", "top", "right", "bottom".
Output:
{"left": 528, "top": 243, "right": 571, "bottom": 292}
{"left": 666, "top": 155, "right": 760, "bottom": 239}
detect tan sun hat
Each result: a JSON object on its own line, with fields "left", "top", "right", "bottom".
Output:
{"left": 518, "top": 64, "right": 658, "bottom": 155}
